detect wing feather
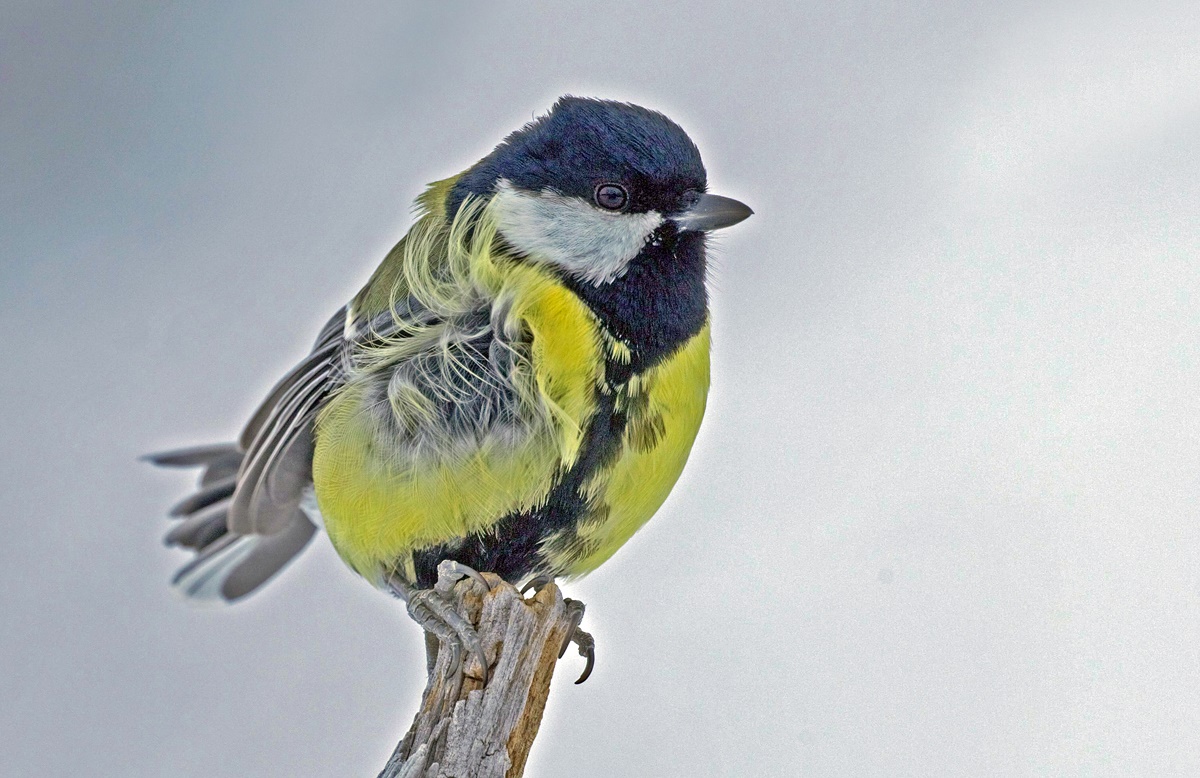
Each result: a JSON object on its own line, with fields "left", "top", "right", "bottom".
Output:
{"left": 229, "top": 368, "right": 330, "bottom": 534}
{"left": 238, "top": 307, "right": 346, "bottom": 449}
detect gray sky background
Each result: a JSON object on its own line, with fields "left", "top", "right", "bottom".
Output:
{"left": 3, "top": 2, "right": 1199, "bottom": 775}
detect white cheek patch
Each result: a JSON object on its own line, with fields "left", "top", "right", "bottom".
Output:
{"left": 491, "top": 179, "right": 663, "bottom": 285}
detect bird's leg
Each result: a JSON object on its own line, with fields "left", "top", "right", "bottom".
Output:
{"left": 388, "top": 575, "right": 463, "bottom": 677}
{"left": 387, "top": 561, "right": 491, "bottom": 685}
{"left": 560, "top": 598, "right": 596, "bottom": 684}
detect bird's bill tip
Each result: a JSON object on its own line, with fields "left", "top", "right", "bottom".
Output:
{"left": 673, "top": 192, "right": 753, "bottom": 232}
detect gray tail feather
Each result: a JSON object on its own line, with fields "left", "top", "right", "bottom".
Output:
{"left": 143, "top": 444, "right": 244, "bottom": 486}
{"left": 170, "top": 517, "right": 316, "bottom": 601}
{"left": 147, "top": 443, "right": 317, "bottom": 602}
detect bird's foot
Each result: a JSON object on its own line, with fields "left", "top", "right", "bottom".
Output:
{"left": 560, "top": 598, "right": 596, "bottom": 684}
{"left": 521, "top": 580, "right": 596, "bottom": 683}
{"left": 388, "top": 561, "right": 492, "bottom": 685}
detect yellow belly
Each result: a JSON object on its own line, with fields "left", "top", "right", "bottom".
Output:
{"left": 311, "top": 383, "right": 563, "bottom": 582}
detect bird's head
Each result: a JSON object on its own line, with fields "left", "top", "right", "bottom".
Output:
{"left": 448, "top": 96, "right": 752, "bottom": 286}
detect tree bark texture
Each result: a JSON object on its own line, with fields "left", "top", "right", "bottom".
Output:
{"left": 377, "top": 575, "right": 584, "bottom": 778}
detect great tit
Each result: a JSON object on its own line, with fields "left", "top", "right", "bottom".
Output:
{"left": 150, "top": 97, "right": 751, "bottom": 633}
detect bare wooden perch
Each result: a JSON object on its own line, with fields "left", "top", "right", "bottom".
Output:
{"left": 378, "top": 575, "right": 590, "bottom": 778}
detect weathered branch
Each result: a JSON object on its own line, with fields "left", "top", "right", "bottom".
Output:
{"left": 378, "top": 575, "right": 586, "bottom": 778}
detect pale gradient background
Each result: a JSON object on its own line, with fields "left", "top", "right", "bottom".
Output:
{"left": 3, "top": 2, "right": 1199, "bottom": 776}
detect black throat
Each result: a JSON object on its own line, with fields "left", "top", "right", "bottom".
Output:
{"left": 562, "top": 228, "right": 709, "bottom": 374}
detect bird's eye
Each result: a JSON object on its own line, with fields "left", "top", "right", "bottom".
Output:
{"left": 594, "top": 183, "right": 628, "bottom": 211}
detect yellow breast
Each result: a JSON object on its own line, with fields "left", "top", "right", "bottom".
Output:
{"left": 545, "top": 322, "right": 712, "bottom": 577}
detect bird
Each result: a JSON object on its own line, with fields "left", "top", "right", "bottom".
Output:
{"left": 148, "top": 96, "right": 752, "bottom": 679}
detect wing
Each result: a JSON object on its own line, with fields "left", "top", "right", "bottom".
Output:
{"left": 227, "top": 305, "right": 347, "bottom": 537}
{"left": 147, "top": 306, "right": 348, "bottom": 601}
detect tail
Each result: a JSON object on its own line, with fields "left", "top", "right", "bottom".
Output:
{"left": 145, "top": 444, "right": 317, "bottom": 601}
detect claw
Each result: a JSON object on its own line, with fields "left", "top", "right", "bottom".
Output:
{"left": 435, "top": 559, "right": 492, "bottom": 593}
{"left": 520, "top": 575, "right": 554, "bottom": 596}
{"left": 571, "top": 628, "right": 595, "bottom": 684}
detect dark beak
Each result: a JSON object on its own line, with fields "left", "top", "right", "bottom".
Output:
{"left": 673, "top": 193, "right": 754, "bottom": 232}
